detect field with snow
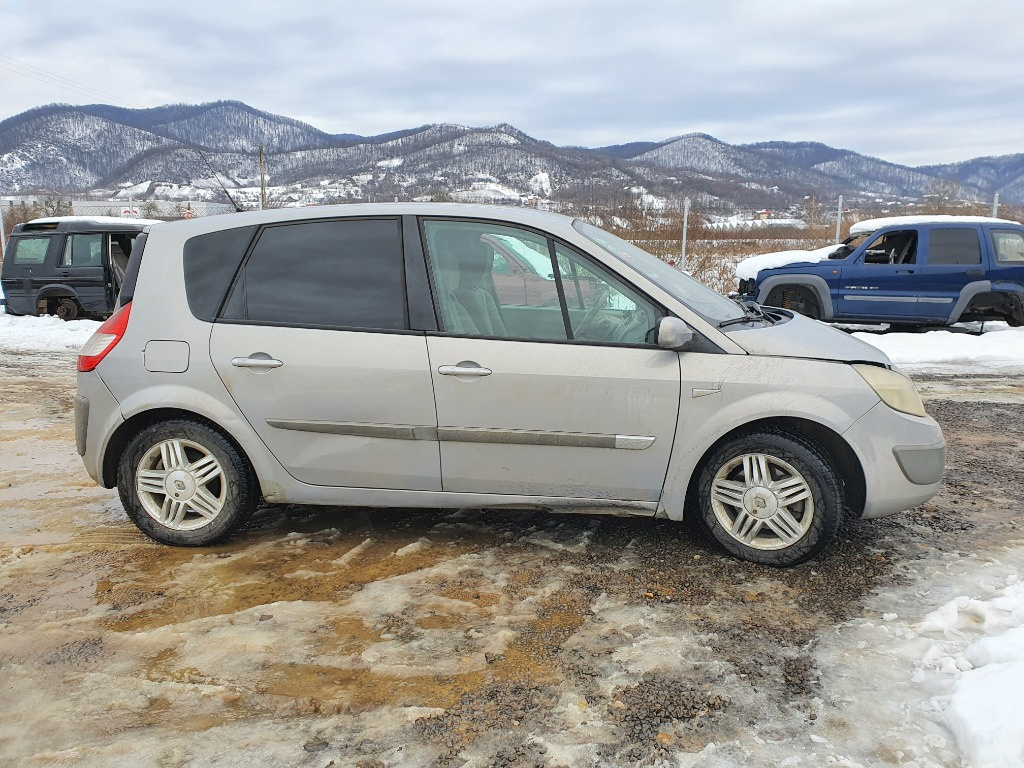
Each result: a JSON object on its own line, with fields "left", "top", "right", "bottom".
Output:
{"left": 1, "top": 312, "right": 1023, "bottom": 767}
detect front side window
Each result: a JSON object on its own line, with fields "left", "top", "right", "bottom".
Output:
{"left": 422, "top": 219, "right": 660, "bottom": 344}
{"left": 991, "top": 230, "right": 1024, "bottom": 263}
{"left": 555, "top": 243, "right": 657, "bottom": 343}
{"left": 221, "top": 218, "right": 407, "bottom": 331}
{"left": 10, "top": 236, "right": 50, "bottom": 265}
{"left": 860, "top": 230, "right": 917, "bottom": 265}
{"left": 929, "top": 228, "right": 981, "bottom": 265}
{"left": 61, "top": 234, "right": 103, "bottom": 267}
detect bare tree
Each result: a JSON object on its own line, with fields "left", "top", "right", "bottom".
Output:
{"left": 922, "top": 178, "right": 962, "bottom": 214}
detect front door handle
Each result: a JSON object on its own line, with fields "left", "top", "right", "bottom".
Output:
{"left": 438, "top": 362, "right": 492, "bottom": 377}
{"left": 231, "top": 355, "right": 283, "bottom": 369}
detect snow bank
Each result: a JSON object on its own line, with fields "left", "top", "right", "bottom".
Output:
{"left": 917, "top": 576, "right": 1024, "bottom": 768}
{"left": 0, "top": 313, "right": 100, "bottom": 354}
{"left": 854, "top": 323, "right": 1024, "bottom": 372}
{"left": 735, "top": 243, "right": 841, "bottom": 280}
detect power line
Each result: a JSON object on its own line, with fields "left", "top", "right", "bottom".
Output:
{"left": 0, "top": 54, "right": 145, "bottom": 109}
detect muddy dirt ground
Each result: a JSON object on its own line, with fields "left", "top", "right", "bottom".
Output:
{"left": 1, "top": 352, "right": 1022, "bottom": 767}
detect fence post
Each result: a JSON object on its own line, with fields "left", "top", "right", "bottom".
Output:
{"left": 835, "top": 195, "right": 843, "bottom": 244}
{"left": 679, "top": 197, "right": 691, "bottom": 272}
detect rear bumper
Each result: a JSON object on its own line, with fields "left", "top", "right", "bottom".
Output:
{"left": 844, "top": 401, "right": 946, "bottom": 519}
{"left": 76, "top": 370, "right": 124, "bottom": 486}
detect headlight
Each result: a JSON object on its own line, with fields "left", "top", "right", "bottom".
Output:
{"left": 852, "top": 364, "right": 927, "bottom": 417}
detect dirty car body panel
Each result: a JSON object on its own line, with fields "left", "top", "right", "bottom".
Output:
{"left": 76, "top": 203, "right": 945, "bottom": 565}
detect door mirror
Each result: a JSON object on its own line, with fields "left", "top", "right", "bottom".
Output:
{"left": 656, "top": 316, "right": 693, "bottom": 350}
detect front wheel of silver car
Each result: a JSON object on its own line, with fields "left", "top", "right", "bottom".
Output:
{"left": 695, "top": 430, "right": 842, "bottom": 566}
{"left": 118, "top": 419, "right": 258, "bottom": 546}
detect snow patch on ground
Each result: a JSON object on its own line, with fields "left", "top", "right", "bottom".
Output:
{"left": 811, "top": 549, "right": 1024, "bottom": 768}
{"left": 0, "top": 313, "right": 100, "bottom": 353}
{"left": 854, "top": 322, "right": 1024, "bottom": 373}
{"left": 529, "top": 171, "right": 552, "bottom": 196}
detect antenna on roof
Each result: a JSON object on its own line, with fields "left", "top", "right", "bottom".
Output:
{"left": 192, "top": 148, "right": 245, "bottom": 212}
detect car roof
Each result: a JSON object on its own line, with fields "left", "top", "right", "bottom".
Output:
{"left": 13, "top": 216, "right": 160, "bottom": 234}
{"left": 144, "top": 202, "right": 580, "bottom": 239}
{"left": 850, "top": 214, "right": 1022, "bottom": 235}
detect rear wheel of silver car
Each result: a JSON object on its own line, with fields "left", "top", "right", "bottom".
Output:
{"left": 118, "top": 420, "right": 257, "bottom": 546}
{"left": 696, "top": 430, "right": 842, "bottom": 566}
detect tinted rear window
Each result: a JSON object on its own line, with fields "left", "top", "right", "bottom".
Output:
{"left": 183, "top": 226, "right": 258, "bottom": 321}
{"left": 221, "top": 218, "right": 407, "bottom": 331}
{"left": 929, "top": 228, "right": 981, "bottom": 265}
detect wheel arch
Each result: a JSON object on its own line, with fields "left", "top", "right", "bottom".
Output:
{"left": 680, "top": 416, "right": 866, "bottom": 522}
{"left": 35, "top": 284, "right": 80, "bottom": 302}
{"left": 33, "top": 285, "right": 81, "bottom": 315}
{"left": 101, "top": 407, "right": 258, "bottom": 492}
{"left": 756, "top": 275, "right": 835, "bottom": 321}
{"left": 951, "top": 281, "right": 1024, "bottom": 325}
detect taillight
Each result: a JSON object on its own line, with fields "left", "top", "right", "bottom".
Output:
{"left": 78, "top": 302, "right": 132, "bottom": 372}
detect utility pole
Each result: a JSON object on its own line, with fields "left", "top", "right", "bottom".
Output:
{"left": 835, "top": 195, "right": 844, "bottom": 244}
{"left": 679, "top": 197, "right": 691, "bottom": 272}
{"left": 0, "top": 202, "right": 7, "bottom": 257}
{"left": 259, "top": 145, "right": 267, "bottom": 211}
{"left": 992, "top": 193, "right": 1000, "bottom": 218}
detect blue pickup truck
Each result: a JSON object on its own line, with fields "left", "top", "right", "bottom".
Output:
{"left": 736, "top": 215, "right": 1024, "bottom": 328}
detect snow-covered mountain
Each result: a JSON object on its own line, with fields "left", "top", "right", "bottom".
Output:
{"left": 1, "top": 101, "right": 1021, "bottom": 208}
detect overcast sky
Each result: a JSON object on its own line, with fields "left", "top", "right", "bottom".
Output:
{"left": 1, "top": 0, "right": 1022, "bottom": 166}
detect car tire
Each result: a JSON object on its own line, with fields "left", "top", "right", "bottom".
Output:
{"left": 117, "top": 419, "right": 258, "bottom": 546}
{"left": 695, "top": 430, "right": 843, "bottom": 566}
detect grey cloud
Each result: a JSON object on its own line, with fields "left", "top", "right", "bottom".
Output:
{"left": 1, "top": 0, "right": 1022, "bottom": 165}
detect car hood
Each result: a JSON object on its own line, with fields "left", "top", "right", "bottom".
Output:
{"left": 724, "top": 312, "right": 892, "bottom": 365}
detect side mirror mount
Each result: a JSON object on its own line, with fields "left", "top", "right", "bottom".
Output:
{"left": 656, "top": 316, "right": 694, "bottom": 350}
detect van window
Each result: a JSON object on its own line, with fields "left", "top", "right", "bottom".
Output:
{"left": 11, "top": 237, "right": 50, "bottom": 265}
{"left": 61, "top": 234, "right": 103, "bottom": 267}
{"left": 222, "top": 218, "right": 407, "bottom": 331}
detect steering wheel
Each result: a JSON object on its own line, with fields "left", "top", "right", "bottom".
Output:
{"left": 613, "top": 309, "right": 647, "bottom": 343}
{"left": 573, "top": 287, "right": 611, "bottom": 339}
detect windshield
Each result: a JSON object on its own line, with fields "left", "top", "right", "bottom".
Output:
{"left": 572, "top": 220, "right": 745, "bottom": 324}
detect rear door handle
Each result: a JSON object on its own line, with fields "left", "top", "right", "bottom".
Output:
{"left": 231, "top": 355, "right": 283, "bottom": 369}
{"left": 438, "top": 363, "right": 492, "bottom": 377}
{"left": 965, "top": 270, "right": 984, "bottom": 276}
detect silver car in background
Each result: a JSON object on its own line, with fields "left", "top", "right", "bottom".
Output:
{"left": 75, "top": 204, "right": 945, "bottom": 566}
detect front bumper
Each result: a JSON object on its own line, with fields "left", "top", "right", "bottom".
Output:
{"left": 844, "top": 401, "right": 946, "bottom": 519}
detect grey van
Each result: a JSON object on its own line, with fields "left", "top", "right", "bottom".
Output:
{"left": 75, "top": 204, "right": 946, "bottom": 566}
{"left": 1, "top": 216, "right": 154, "bottom": 320}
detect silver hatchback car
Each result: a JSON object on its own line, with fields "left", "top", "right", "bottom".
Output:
{"left": 75, "top": 204, "right": 945, "bottom": 566}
